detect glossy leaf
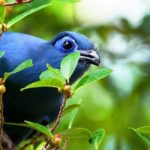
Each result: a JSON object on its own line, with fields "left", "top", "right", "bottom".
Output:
{"left": 89, "top": 128, "right": 105, "bottom": 150}
{"left": 4, "top": 59, "right": 33, "bottom": 80}
{"left": 21, "top": 78, "right": 64, "bottom": 91}
{"left": 0, "top": 6, "right": 6, "bottom": 23}
{"left": 24, "top": 121, "right": 54, "bottom": 139}
{"left": 7, "top": 3, "right": 51, "bottom": 28}
{"left": 5, "top": 121, "right": 53, "bottom": 139}
{"left": 40, "top": 64, "right": 65, "bottom": 83}
{"left": 0, "top": 51, "right": 5, "bottom": 58}
{"left": 68, "top": 99, "right": 82, "bottom": 129}
{"left": 61, "top": 51, "right": 80, "bottom": 80}
{"left": 36, "top": 142, "right": 46, "bottom": 150}
{"left": 129, "top": 127, "right": 150, "bottom": 148}
{"left": 62, "top": 104, "right": 81, "bottom": 116}
{"left": 74, "top": 68, "right": 112, "bottom": 91}
{"left": 61, "top": 127, "right": 92, "bottom": 139}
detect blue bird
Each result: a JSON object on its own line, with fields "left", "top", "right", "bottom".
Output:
{"left": 0, "top": 31, "right": 100, "bottom": 144}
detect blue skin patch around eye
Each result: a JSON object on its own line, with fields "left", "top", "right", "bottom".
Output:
{"left": 54, "top": 36, "right": 78, "bottom": 53}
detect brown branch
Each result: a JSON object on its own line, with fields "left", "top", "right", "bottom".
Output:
{"left": 4, "top": 0, "right": 33, "bottom": 7}
{"left": 51, "top": 85, "right": 72, "bottom": 133}
{"left": 2, "top": 130, "right": 16, "bottom": 150}
{"left": 44, "top": 85, "right": 72, "bottom": 149}
{"left": 0, "top": 79, "right": 15, "bottom": 149}
{"left": 0, "top": 78, "right": 6, "bottom": 149}
{"left": 0, "top": 93, "right": 3, "bottom": 149}
{"left": 51, "top": 95, "right": 68, "bottom": 133}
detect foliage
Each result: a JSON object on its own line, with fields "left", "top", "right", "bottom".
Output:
{"left": 129, "top": 126, "right": 150, "bottom": 148}
{"left": 1, "top": 0, "right": 150, "bottom": 149}
{"left": 8, "top": 52, "right": 110, "bottom": 149}
{"left": 4, "top": 59, "right": 33, "bottom": 80}
{"left": 0, "top": 51, "right": 5, "bottom": 58}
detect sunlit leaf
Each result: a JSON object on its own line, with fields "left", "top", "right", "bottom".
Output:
{"left": 36, "top": 142, "right": 46, "bottom": 150}
{"left": 0, "top": 6, "right": 6, "bottom": 23}
{"left": 4, "top": 59, "right": 33, "bottom": 80}
{"left": 61, "top": 127, "right": 92, "bottom": 139}
{"left": 24, "top": 121, "right": 54, "bottom": 139}
{"left": 5, "top": 122, "right": 31, "bottom": 128}
{"left": 74, "top": 68, "right": 112, "bottom": 91}
{"left": 68, "top": 99, "right": 82, "bottom": 129}
{"left": 61, "top": 51, "right": 80, "bottom": 80}
{"left": 21, "top": 78, "right": 64, "bottom": 91}
{"left": 89, "top": 128, "right": 105, "bottom": 150}
{"left": 62, "top": 104, "right": 81, "bottom": 116}
{"left": 5, "top": 121, "right": 54, "bottom": 139}
{"left": 129, "top": 127, "right": 150, "bottom": 148}
{"left": 18, "top": 139, "right": 34, "bottom": 150}
{"left": 7, "top": 3, "right": 51, "bottom": 28}
{"left": 40, "top": 64, "right": 65, "bottom": 83}
{"left": 0, "top": 51, "right": 5, "bottom": 58}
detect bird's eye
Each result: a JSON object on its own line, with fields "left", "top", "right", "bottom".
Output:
{"left": 54, "top": 36, "right": 77, "bottom": 52}
{"left": 63, "top": 40, "right": 73, "bottom": 50}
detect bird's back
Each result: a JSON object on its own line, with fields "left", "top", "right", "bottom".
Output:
{"left": 0, "top": 32, "right": 46, "bottom": 75}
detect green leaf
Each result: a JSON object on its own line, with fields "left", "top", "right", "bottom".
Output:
{"left": 61, "top": 127, "right": 92, "bottom": 139}
{"left": 7, "top": 3, "right": 51, "bottom": 28}
{"left": 0, "top": 6, "right": 6, "bottom": 23}
{"left": 5, "top": 121, "right": 54, "bottom": 139}
{"left": 129, "top": 126, "right": 150, "bottom": 148}
{"left": 61, "top": 51, "right": 80, "bottom": 80}
{"left": 0, "top": 51, "right": 5, "bottom": 58}
{"left": 40, "top": 64, "right": 65, "bottom": 83}
{"left": 89, "top": 128, "right": 105, "bottom": 150}
{"left": 21, "top": 78, "right": 64, "bottom": 91}
{"left": 4, "top": 59, "right": 33, "bottom": 80}
{"left": 24, "top": 121, "right": 54, "bottom": 139}
{"left": 74, "top": 68, "right": 112, "bottom": 91}
{"left": 5, "top": 122, "right": 32, "bottom": 128}
{"left": 36, "top": 142, "right": 46, "bottom": 150}
{"left": 62, "top": 104, "right": 81, "bottom": 116}
{"left": 68, "top": 99, "right": 82, "bottom": 129}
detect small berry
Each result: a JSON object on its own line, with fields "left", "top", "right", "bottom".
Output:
{"left": 53, "top": 134, "right": 62, "bottom": 145}
{"left": 16, "top": 0, "right": 23, "bottom": 3}
{"left": 0, "top": 85, "right": 6, "bottom": 94}
{"left": 64, "top": 85, "right": 71, "bottom": 93}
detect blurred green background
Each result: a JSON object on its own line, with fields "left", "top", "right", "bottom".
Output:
{"left": 6, "top": 0, "right": 150, "bottom": 149}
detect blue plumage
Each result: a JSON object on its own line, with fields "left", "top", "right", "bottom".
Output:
{"left": 0, "top": 31, "right": 100, "bottom": 144}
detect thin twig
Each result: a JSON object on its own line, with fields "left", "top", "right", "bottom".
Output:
{"left": 51, "top": 95, "right": 68, "bottom": 133}
{"left": 4, "top": 0, "right": 33, "bottom": 6}
{"left": 44, "top": 86, "right": 71, "bottom": 149}
{"left": 0, "top": 78, "right": 5, "bottom": 149}
{"left": 0, "top": 93, "right": 3, "bottom": 149}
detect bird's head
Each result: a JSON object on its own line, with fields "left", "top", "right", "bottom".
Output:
{"left": 49, "top": 31, "right": 100, "bottom": 82}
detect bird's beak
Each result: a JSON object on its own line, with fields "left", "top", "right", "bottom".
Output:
{"left": 80, "top": 50, "right": 100, "bottom": 66}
